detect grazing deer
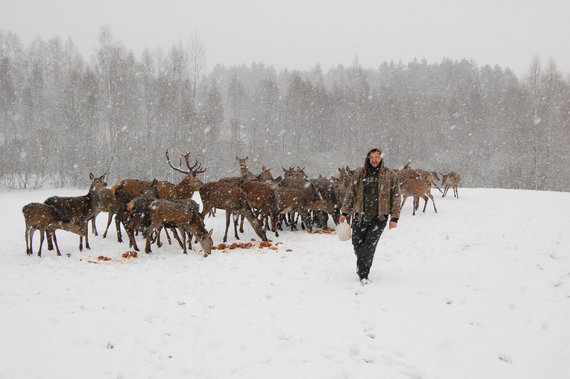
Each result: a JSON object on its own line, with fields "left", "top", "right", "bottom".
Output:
{"left": 22, "top": 203, "right": 86, "bottom": 257}
{"left": 43, "top": 173, "right": 107, "bottom": 251}
{"left": 441, "top": 171, "right": 461, "bottom": 198}
{"left": 239, "top": 180, "right": 280, "bottom": 237}
{"left": 236, "top": 156, "right": 258, "bottom": 181}
{"left": 145, "top": 199, "right": 214, "bottom": 256}
{"left": 400, "top": 178, "right": 438, "bottom": 215}
{"left": 199, "top": 181, "right": 267, "bottom": 242}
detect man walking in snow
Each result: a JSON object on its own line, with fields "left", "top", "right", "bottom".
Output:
{"left": 339, "top": 146, "right": 401, "bottom": 284}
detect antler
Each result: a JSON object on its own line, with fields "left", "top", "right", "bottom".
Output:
{"left": 166, "top": 149, "right": 191, "bottom": 174}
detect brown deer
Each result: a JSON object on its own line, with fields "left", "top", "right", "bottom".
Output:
{"left": 311, "top": 176, "right": 340, "bottom": 226}
{"left": 400, "top": 178, "right": 438, "bottom": 215}
{"left": 257, "top": 166, "right": 274, "bottom": 182}
{"left": 199, "top": 181, "right": 267, "bottom": 242}
{"left": 109, "top": 179, "right": 159, "bottom": 243}
{"left": 275, "top": 187, "right": 333, "bottom": 233}
{"left": 236, "top": 156, "right": 258, "bottom": 181}
{"left": 441, "top": 171, "right": 461, "bottom": 198}
{"left": 43, "top": 173, "right": 107, "bottom": 251}
{"left": 22, "top": 203, "right": 86, "bottom": 257}
{"left": 238, "top": 180, "right": 280, "bottom": 237}
{"left": 145, "top": 199, "right": 214, "bottom": 256}
{"left": 88, "top": 173, "right": 125, "bottom": 239}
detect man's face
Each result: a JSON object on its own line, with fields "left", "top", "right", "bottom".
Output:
{"left": 369, "top": 151, "right": 381, "bottom": 167}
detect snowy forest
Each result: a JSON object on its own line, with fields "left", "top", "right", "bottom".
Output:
{"left": 0, "top": 29, "right": 568, "bottom": 191}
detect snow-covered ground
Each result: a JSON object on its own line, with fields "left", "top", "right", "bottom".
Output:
{"left": 1, "top": 187, "right": 569, "bottom": 379}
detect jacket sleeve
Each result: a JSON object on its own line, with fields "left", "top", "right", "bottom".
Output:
{"left": 390, "top": 171, "right": 401, "bottom": 220}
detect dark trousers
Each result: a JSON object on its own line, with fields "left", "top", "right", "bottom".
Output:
{"left": 351, "top": 217, "right": 387, "bottom": 279}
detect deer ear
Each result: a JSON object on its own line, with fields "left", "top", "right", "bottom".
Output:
{"left": 245, "top": 156, "right": 248, "bottom": 162}
{"left": 208, "top": 228, "right": 214, "bottom": 238}
{"left": 89, "top": 173, "right": 94, "bottom": 180}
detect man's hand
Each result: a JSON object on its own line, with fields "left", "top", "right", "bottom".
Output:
{"left": 389, "top": 220, "right": 398, "bottom": 229}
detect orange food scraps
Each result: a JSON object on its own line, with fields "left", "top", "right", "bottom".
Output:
{"left": 270, "top": 247, "right": 278, "bottom": 251}
{"left": 286, "top": 249, "right": 293, "bottom": 252}
{"left": 122, "top": 251, "right": 138, "bottom": 258}
{"left": 259, "top": 241, "right": 272, "bottom": 248}
{"left": 97, "top": 256, "right": 111, "bottom": 261}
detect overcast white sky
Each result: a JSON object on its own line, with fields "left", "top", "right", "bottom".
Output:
{"left": 1, "top": 0, "right": 568, "bottom": 76}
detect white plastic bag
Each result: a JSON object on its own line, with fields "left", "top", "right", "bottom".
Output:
{"left": 336, "top": 221, "right": 352, "bottom": 241}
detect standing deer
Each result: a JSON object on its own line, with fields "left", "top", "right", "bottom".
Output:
{"left": 441, "top": 171, "right": 461, "bottom": 198}
{"left": 236, "top": 156, "right": 258, "bottom": 181}
{"left": 199, "top": 181, "right": 267, "bottom": 242}
{"left": 400, "top": 178, "right": 438, "bottom": 215}
{"left": 43, "top": 173, "right": 107, "bottom": 251}
{"left": 22, "top": 203, "right": 86, "bottom": 257}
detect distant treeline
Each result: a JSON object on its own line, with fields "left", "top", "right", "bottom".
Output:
{"left": 0, "top": 29, "right": 568, "bottom": 191}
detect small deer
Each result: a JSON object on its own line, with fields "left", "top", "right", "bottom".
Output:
{"left": 22, "top": 203, "right": 85, "bottom": 257}
{"left": 400, "top": 178, "right": 438, "bottom": 215}
{"left": 441, "top": 171, "right": 461, "bottom": 198}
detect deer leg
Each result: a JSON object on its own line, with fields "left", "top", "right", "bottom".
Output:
{"left": 84, "top": 223, "right": 90, "bottom": 250}
{"left": 38, "top": 230, "right": 45, "bottom": 257}
{"left": 454, "top": 186, "right": 459, "bottom": 198}
{"left": 91, "top": 216, "right": 98, "bottom": 236}
{"left": 102, "top": 212, "right": 114, "bottom": 238}
{"left": 422, "top": 195, "right": 429, "bottom": 213}
{"left": 223, "top": 211, "right": 230, "bottom": 243}
{"left": 25, "top": 227, "right": 32, "bottom": 255}
{"left": 127, "top": 227, "right": 139, "bottom": 251}
{"left": 180, "top": 227, "right": 187, "bottom": 254}
{"left": 298, "top": 209, "right": 312, "bottom": 233}
{"left": 170, "top": 227, "right": 185, "bottom": 249}
{"left": 145, "top": 224, "right": 156, "bottom": 254}
{"left": 244, "top": 210, "right": 268, "bottom": 241}
{"left": 432, "top": 181, "right": 443, "bottom": 193}
{"left": 115, "top": 216, "right": 124, "bottom": 243}
{"left": 239, "top": 214, "right": 245, "bottom": 234}
{"left": 46, "top": 229, "right": 54, "bottom": 250}
{"left": 164, "top": 227, "right": 173, "bottom": 245}
{"left": 232, "top": 213, "right": 240, "bottom": 240}
{"left": 428, "top": 194, "right": 438, "bottom": 213}
{"left": 52, "top": 231, "right": 62, "bottom": 256}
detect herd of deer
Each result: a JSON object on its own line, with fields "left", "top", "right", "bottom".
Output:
{"left": 22, "top": 151, "right": 461, "bottom": 257}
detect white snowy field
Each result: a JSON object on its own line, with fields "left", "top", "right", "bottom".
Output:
{"left": 1, "top": 187, "right": 569, "bottom": 379}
